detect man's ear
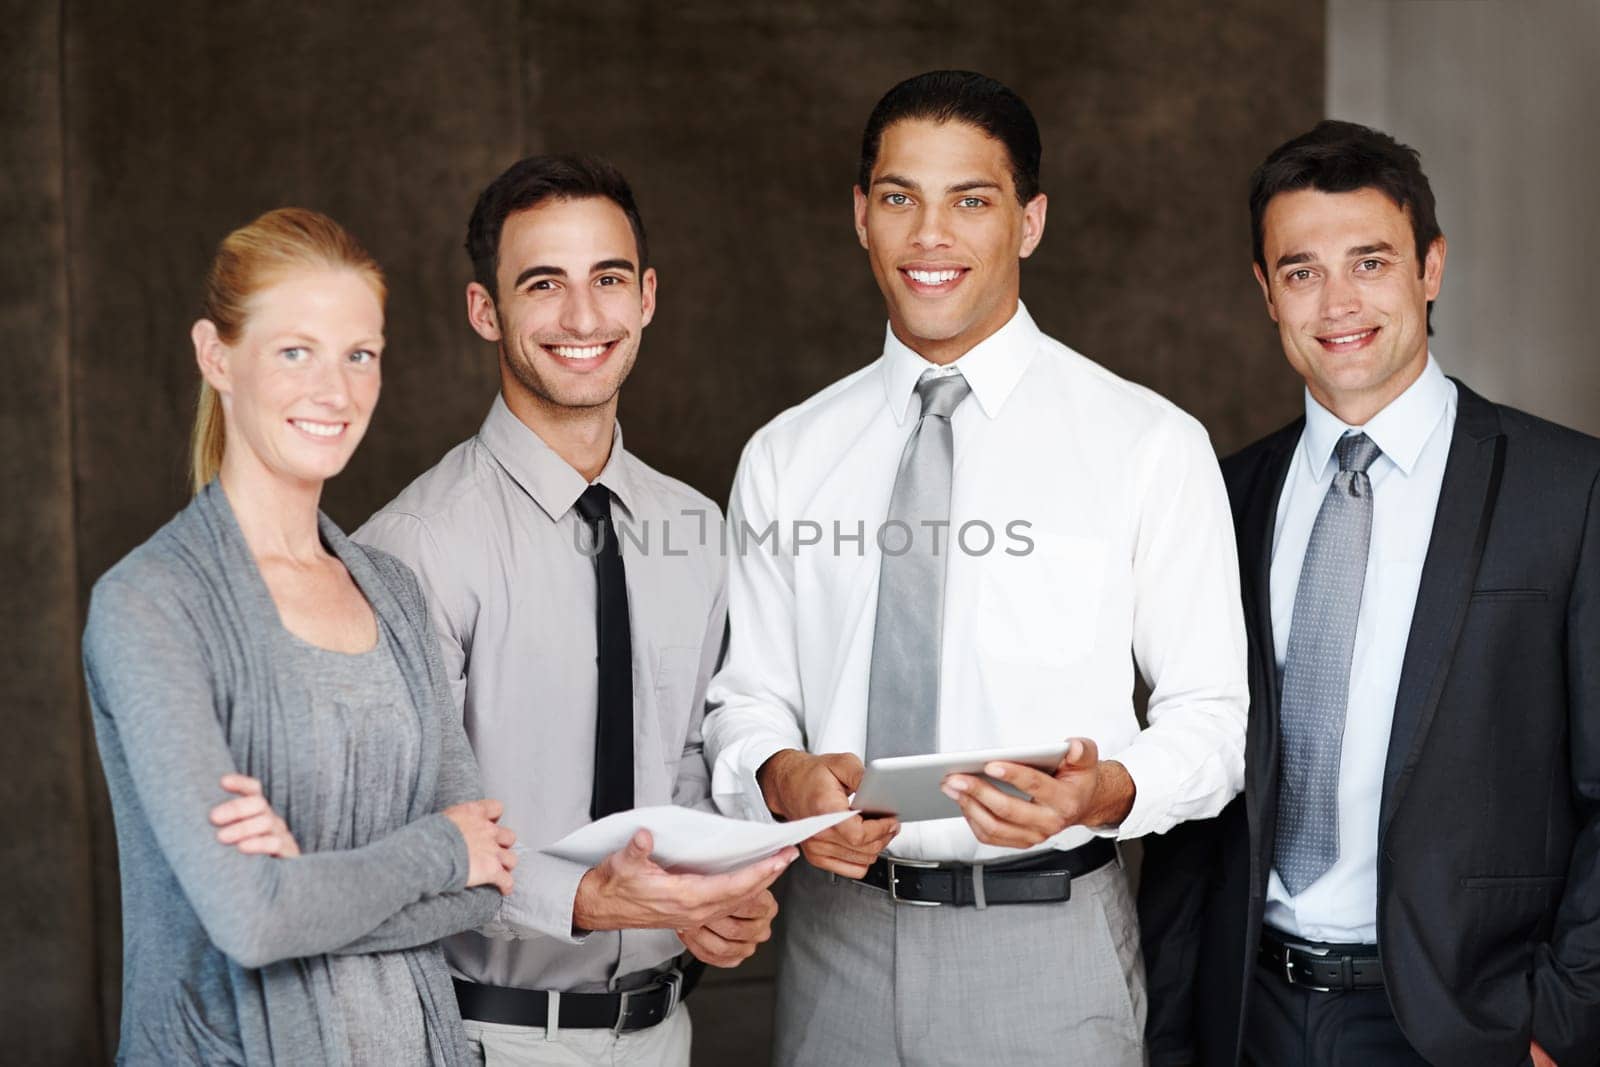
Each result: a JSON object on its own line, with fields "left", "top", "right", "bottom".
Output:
{"left": 1018, "top": 193, "right": 1048, "bottom": 259}
{"left": 639, "top": 267, "right": 658, "bottom": 329}
{"left": 1422, "top": 235, "right": 1447, "bottom": 301}
{"left": 852, "top": 185, "right": 870, "bottom": 250}
{"left": 192, "top": 319, "right": 232, "bottom": 393}
{"left": 466, "top": 282, "right": 502, "bottom": 342}
{"left": 1252, "top": 263, "right": 1279, "bottom": 324}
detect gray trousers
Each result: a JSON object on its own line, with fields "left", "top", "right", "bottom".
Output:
{"left": 773, "top": 855, "right": 1147, "bottom": 1066}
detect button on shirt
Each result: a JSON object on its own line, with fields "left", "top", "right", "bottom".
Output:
{"left": 702, "top": 304, "right": 1248, "bottom": 862}
{"left": 355, "top": 395, "right": 727, "bottom": 993}
{"left": 1264, "top": 356, "right": 1457, "bottom": 943}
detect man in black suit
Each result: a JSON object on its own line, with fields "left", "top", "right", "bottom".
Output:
{"left": 1140, "top": 120, "right": 1600, "bottom": 1067}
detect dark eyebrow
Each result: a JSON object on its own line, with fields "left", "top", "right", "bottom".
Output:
{"left": 592, "top": 258, "right": 637, "bottom": 274}
{"left": 1273, "top": 251, "right": 1315, "bottom": 271}
{"left": 872, "top": 173, "right": 920, "bottom": 191}
{"left": 514, "top": 265, "right": 566, "bottom": 288}
{"left": 1349, "top": 242, "right": 1400, "bottom": 258}
{"left": 948, "top": 180, "right": 1002, "bottom": 194}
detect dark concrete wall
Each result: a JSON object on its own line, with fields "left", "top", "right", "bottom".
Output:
{"left": 1, "top": 3, "right": 1322, "bottom": 1061}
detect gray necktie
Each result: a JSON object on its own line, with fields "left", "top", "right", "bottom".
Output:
{"left": 1274, "top": 431, "right": 1383, "bottom": 896}
{"left": 865, "top": 370, "right": 972, "bottom": 763}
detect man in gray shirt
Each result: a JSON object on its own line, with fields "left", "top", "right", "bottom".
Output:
{"left": 358, "top": 155, "right": 793, "bottom": 1066}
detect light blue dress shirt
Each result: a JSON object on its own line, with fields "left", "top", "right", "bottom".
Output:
{"left": 1265, "top": 355, "right": 1457, "bottom": 943}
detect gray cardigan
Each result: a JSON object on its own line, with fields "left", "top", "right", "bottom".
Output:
{"left": 83, "top": 483, "right": 500, "bottom": 1065}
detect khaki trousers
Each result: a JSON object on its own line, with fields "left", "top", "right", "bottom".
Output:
{"left": 463, "top": 1003, "right": 691, "bottom": 1066}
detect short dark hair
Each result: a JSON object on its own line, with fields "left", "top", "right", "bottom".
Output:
{"left": 465, "top": 154, "right": 649, "bottom": 299}
{"left": 858, "top": 70, "right": 1042, "bottom": 205}
{"left": 1250, "top": 120, "right": 1443, "bottom": 329}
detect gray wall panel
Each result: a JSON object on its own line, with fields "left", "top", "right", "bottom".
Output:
{"left": 1329, "top": 0, "right": 1600, "bottom": 434}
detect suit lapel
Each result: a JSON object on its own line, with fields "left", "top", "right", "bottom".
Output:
{"left": 1240, "top": 425, "right": 1299, "bottom": 894}
{"left": 1379, "top": 382, "right": 1505, "bottom": 840}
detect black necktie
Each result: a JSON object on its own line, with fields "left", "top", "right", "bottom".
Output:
{"left": 575, "top": 484, "right": 634, "bottom": 819}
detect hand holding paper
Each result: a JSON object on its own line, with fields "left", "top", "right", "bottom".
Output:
{"left": 545, "top": 805, "right": 854, "bottom": 874}
{"left": 546, "top": 806, "right": 854, "bottom": 935}
{"left": 758, "top": 750, "right": 901, "bottom": 879}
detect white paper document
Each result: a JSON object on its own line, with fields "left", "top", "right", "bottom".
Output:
{"left": 541, "top": 806, "right": 854, "bottom": 874}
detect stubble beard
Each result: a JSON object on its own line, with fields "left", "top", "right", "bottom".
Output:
{"left": 501, "top": 333, "right": 638, "bottom": 415}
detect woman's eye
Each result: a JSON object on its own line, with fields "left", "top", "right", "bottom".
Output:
{"left": 281, "top": 346, "right": 309, "bottom": 361}
{"left": 349, "top": 349, "right": 378, "bottom": 365}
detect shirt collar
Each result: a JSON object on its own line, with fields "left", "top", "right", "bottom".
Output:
{"left": 879, "top": 301, "right": 1040, "bottom": 425}
{"left": 1300, "top": 354, "right": 1451, "bottom": 479}
{"left": 478, "top": 393, "right": 639, "bottom": 521}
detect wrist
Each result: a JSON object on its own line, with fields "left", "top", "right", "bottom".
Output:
{"left": 757, "top": 748, "right": 804, "bottom": 820}
{"left": 1085, "top": 760, "right": 1136, "bottom": 829}
{"left": 571, "top": 866, "right": 605, "bottom": 932}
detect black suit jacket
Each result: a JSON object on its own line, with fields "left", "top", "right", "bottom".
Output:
{"left": 1139, "top": 381, "right": 1600, "bottom": 1067}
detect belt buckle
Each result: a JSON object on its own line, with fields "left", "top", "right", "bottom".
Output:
{"left": 1280, "top": 939, "right": 1334, "bottom": 993}
{"left": 612, "top": 968, "right": 681, "bottom": 1035}
{"left": 886, "top": 856, "right": 942, "bottom": 907}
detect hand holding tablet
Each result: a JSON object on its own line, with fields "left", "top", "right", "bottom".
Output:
{"left": 849, "top": 743, "right": 1073, "bottom": 823}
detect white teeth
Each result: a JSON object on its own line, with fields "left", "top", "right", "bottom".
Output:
{"left": 906, "top": 269, "right": 961, "bottom": 285}
{"left": 292, "top": 420, "right": 343, "bottom": 438}
{"left": 1325, "top": 330, "right": 1374, "bottom": 346}
{"left": 551, "top": 344, "right": 608, "bottom": 359}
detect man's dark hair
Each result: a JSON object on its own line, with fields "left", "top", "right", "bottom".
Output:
{"left": 1250, "top": 120, "right": 1443, "bottom": 330}
{"left": 858, "top": 70, "right": 1042, "bottom": 205}
{"left": 465, "top": 154, "right": 648, "bottom": 299}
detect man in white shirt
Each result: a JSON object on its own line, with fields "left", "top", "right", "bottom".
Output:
{"left": 701, "top": 70, "right": 1249, "bottom": 1065}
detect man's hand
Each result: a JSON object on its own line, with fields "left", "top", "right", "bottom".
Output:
{"left": 677, "top": 888, "right": 778, "bottom": 968}
{"left": 1531, "top": 1038, "right": 1558, "bottom": 1067}
{"left": 940, "top": 738, "right": 1135, "bottom": 850}
{"left": 757, "top": 749, "right": 899, "bottom": 878}
{"left": 572, "top": 830, "right": 796, "bottom": 932}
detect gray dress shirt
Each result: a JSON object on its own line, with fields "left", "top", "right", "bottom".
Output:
{"left": 356, "top": 394, "right": 727, "bottom": 994}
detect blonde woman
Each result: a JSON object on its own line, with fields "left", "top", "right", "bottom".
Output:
{"left": 83, "top": 209, "right": 516, "bottom": 1065}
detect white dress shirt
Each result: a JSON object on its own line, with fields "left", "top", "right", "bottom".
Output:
{"left": 1265, "top": 355, "right": 1457, "bottom": 942}
{"left": 702, "top": 304, "right": 1248, "bottom": 863}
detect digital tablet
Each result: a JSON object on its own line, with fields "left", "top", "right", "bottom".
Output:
{"left": 849, "top": 743, "right": 1072, "bottom": 823}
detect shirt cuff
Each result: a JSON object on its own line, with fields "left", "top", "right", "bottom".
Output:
{"left": 710, "top": 733, "right": 795, "bottom": 824}
{"left": 482, "top": 848, "right": 592, "bottom": 944}
{"left": 1097, "top": 742, "right": 1179, "bottom": 841}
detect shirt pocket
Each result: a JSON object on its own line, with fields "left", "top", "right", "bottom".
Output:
{"left": 976, "top": 533, "right": 1108, "bottom": 667}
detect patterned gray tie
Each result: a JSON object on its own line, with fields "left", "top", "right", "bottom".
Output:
{"left": 865, "top": 370, "right": 972, "bottom": 763}
{"left": 1274, "top": 431, "right": 1383, "bottom": 896}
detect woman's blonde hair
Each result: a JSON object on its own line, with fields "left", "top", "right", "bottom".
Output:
{"left": 190, "top": 208, "right": 386, "bottom": 493}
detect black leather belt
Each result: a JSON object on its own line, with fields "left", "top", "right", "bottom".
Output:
{"left": 1258, "top": 928, "right": 1384, "bottom": 991}
{"left": 860, "top": 838, "right": 1116, "bottom": 906}
{"left": 454, "top": 959, "right": 703, "bottom": 1033}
